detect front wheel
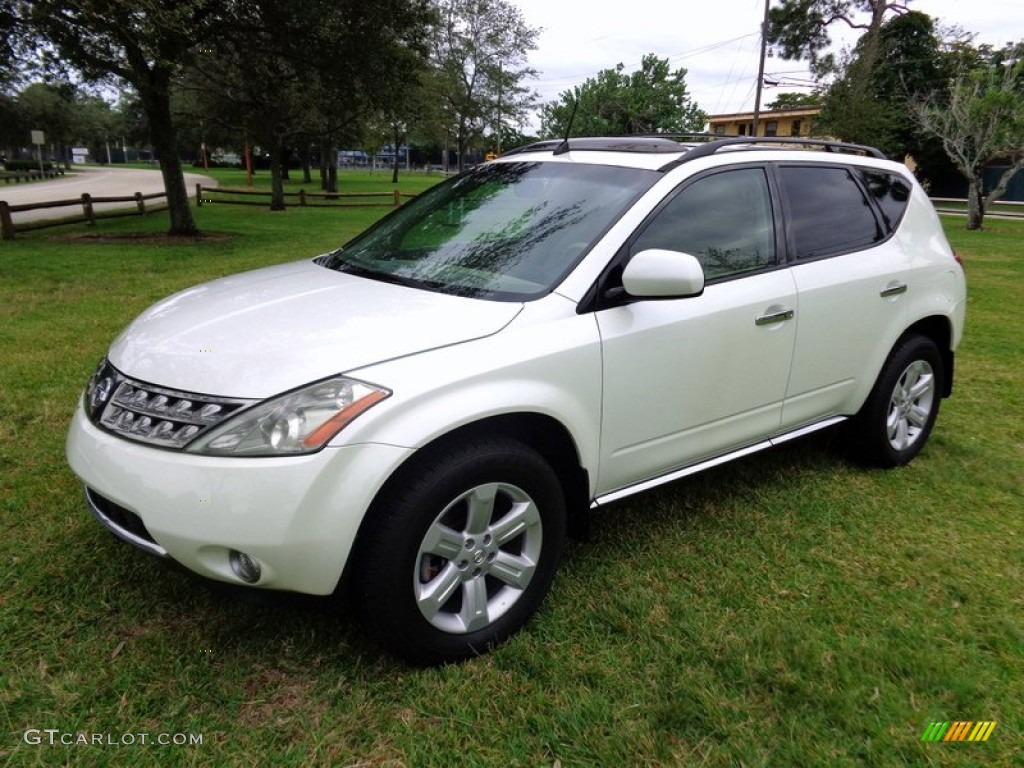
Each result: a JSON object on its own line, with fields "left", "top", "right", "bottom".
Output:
{"left": 355, "top": 437, "right": 566, "bottom": 665}
{"left": 849, "top": 334, "right": 944, "bottom": 467}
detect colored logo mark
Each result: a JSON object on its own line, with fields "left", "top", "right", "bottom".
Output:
{"left": 921, "top": 721, "right": 997, "bottom": 742}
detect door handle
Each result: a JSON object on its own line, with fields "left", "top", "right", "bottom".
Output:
{"left": 755, "top": 307, "right": 795, "bottom": 326}
{"left": 880, "top": 281, "right": 908, "bottom": 298}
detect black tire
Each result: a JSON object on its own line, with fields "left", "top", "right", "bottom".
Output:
{"left": 848, "top": 334, "right": 944, "bottom": 468}
{"left": 355, "top": 437, "right": 566, "bottom": 665}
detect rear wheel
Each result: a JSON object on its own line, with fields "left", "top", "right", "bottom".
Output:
{"left": 356, "top": 437, "right": 566, "bottom": 665}
{"left": 849, "top": 334, "right": 944, "bottom": 467}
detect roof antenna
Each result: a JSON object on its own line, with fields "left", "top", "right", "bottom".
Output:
{"left": 553, "top": 89, "right": 579, "bottom": 156}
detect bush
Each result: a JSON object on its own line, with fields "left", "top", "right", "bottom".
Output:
{"left": 3, "top": 160, "right": 56, "bottom": 172}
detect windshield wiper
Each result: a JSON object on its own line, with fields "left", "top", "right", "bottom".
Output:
{"left": 313, "top": 249, "right": 343, "bottom": 269}
{"left": 330, "top": 258, "right": 434, "bottom": 292}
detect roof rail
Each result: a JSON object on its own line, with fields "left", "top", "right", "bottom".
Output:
{"left": 498, "top": 134, "right": 888, "bottom": 165}
{"left": 503, "top": 136, "right": 699, "bottom": 157}
{"left": 676, "top": 136, "right": 887, "bottom": 163}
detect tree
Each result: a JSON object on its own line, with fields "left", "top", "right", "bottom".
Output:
{"left": 361, "top": 118, "right": 387, "bottom": 174}
{"left": 111, "top": 88, "right": 151, "bottom": 154}
{"left": 73, "top": 92, "right": 117, "bottom": 162}
{"left": 912, "top": 50, "right": 1024, "bottom": 229}
{"left": 539, "top": 54, "right": 706, "bottom": 138}
{"left": 431, "top": 0, "right": 539, "bottom": 171}
{"left": 307, "top": 0, "right": 433, "bottom": 191}
{"left": 766, "top": 91, "right": 823, "bottom": 110}
{"left": 184, "top": 0, "right": 432, "bottom": 205}
{"left": 767, "top": 0, "right": 912, "bottom": 77}
{"left": 768, "top": 4, "right": 959, "bottom": 188}
{"left": 494, "top": 123, "right": 536, "bottom": 152}
{"left": 16, "top": 1, "right": 231, "bottom": 235}
{"left": 820, "top": 12, "right": 951, "bottom": 164}
{"left": 385, "top": 112, "right": 412, "bottom": 184}
{"left": 1, "top": 0, "right": 19, "bottom": 90}
{"left": 0, "top": 91, "right": 24, "bottom": 158}
{"left": 17, "top": 82, "right": 77, "bottom": 162}
{"left": 182, "top": 2, "right": 307, "bottom": 210}
{"left": 354, "top": 12, "right": 436, "bottom": 184}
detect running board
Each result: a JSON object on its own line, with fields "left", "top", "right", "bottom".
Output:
{"left": 591, "top": 416, "right": 847, "bottom": 507}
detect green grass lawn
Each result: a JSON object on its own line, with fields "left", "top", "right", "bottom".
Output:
{"left": 0, "top": 209, "right": 1020, "bottom": 766}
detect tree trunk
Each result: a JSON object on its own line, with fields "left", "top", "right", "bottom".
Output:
{"left": 392, "top": 127, "right": 401, "bottom": 185}
{"left": 138, "top": 70, "right": 198, "bottom": 236}
{"left": 967, "top": 177, "right": 985, "bottom": 230}
{"left": 245, "top": 140, "right": 254, "bottom": 186}
{"left": 457, "top": 121, "right": 467, "bottom": 173}
{"left": 268, "top": 143, "right": 286, "bottom": 211}
{"left": 324, "top": 140, "right": 338, "bottom": 194}
{"left": 319, "top": 139, "right": 330, "bottom": 191}
{"left": 300, "top": 143, "right": 312, "bottom": 184}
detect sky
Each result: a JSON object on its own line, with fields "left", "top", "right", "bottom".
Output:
{"left": 511, "top": 0, "right": 1024, "bottom": 130}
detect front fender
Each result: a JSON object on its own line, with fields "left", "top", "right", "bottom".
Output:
{"left": 335, "top": 300, "right": 604, "bottom": 494}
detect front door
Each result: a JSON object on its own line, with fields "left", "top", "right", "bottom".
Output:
{"left": 596, "top": 167, "right": 797, "bottom": 497}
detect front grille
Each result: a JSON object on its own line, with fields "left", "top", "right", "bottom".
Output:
{"left": 85, "top": 487, "right": 168, "bottom": 558}
{"left": 85, "top": 360, "right": 255, "bottom": 449}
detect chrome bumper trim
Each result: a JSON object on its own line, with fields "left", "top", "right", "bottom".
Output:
{"left": 592, "top": 415, "right": 848, "bottom": 507}
{"left": 84, "top": 488, "right": 169, "bottom": 558}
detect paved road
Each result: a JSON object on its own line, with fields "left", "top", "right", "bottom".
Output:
{"left": 1, "top": 165, "right": 216, "bottom": 224}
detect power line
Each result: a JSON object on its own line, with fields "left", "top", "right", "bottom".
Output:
{"left": 530, "top": 32, "right": 758, "bottom": 86}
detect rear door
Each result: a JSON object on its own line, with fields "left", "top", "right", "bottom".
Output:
{"left": 775, "top": 164, "right": 912, "bottom": 429}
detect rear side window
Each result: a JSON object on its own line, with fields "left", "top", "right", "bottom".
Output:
{"left": 777, "top": 166, "right": 883, "bottom": 260}
{"left": 859, "top": 169, "right": 912, "bottom": 233}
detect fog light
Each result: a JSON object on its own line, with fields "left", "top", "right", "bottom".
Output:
{"left": 229, "top": 550, "right": 262, "bottom": 583}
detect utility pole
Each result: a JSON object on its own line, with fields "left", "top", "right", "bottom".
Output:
{"left": 752, "top": 0, "right": 770, "bottom": 137}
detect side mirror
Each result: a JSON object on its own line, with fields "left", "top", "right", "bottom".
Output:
{"left": 621, "top": 249, "right": 705, "bottom": 299}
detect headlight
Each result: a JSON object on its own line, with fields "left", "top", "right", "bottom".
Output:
{"left": 84, "top": 358, "right": 115, "bottom": 416}
{"left": 185, "top": 376, "right": 390, "bottom": 456}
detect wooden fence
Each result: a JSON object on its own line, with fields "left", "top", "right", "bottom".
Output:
{"left": 196, "top": 185, "right": 416, "bottom": 208}
{"left": 0, "top": 191, "right": 167, "bottom": 240}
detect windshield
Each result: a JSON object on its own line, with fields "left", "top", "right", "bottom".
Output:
{"left": 320, "top": 161, "right": 659, "bottom": 300}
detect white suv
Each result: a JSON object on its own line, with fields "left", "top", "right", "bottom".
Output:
{"left": 67, "top": 137, "right": 966, "bottom": 664}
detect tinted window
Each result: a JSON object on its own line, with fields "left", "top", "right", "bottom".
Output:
{"left": 631, "top": 168, "right": 776, "bottom": 280}
{"left": 859, "top": 169, "right": 912, "bottom": 233}
{"left": 778, "top": 166, "right": 883, "bottom": 259}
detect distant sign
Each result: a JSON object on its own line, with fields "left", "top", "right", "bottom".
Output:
{"left": 31, "top": 130, "right": 45, "bottom": 145}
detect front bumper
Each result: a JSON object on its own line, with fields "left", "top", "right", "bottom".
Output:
{"left": 66, "top": 401, "right": 413, "bottom": 594}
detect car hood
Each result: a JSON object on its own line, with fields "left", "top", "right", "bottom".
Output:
{"left": 108, "top": 259, "right": 523, "bottom": 398}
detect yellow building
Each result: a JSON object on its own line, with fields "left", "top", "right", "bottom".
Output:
{"left": 706, "top": 107, "right": 822, "bottom": 138}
